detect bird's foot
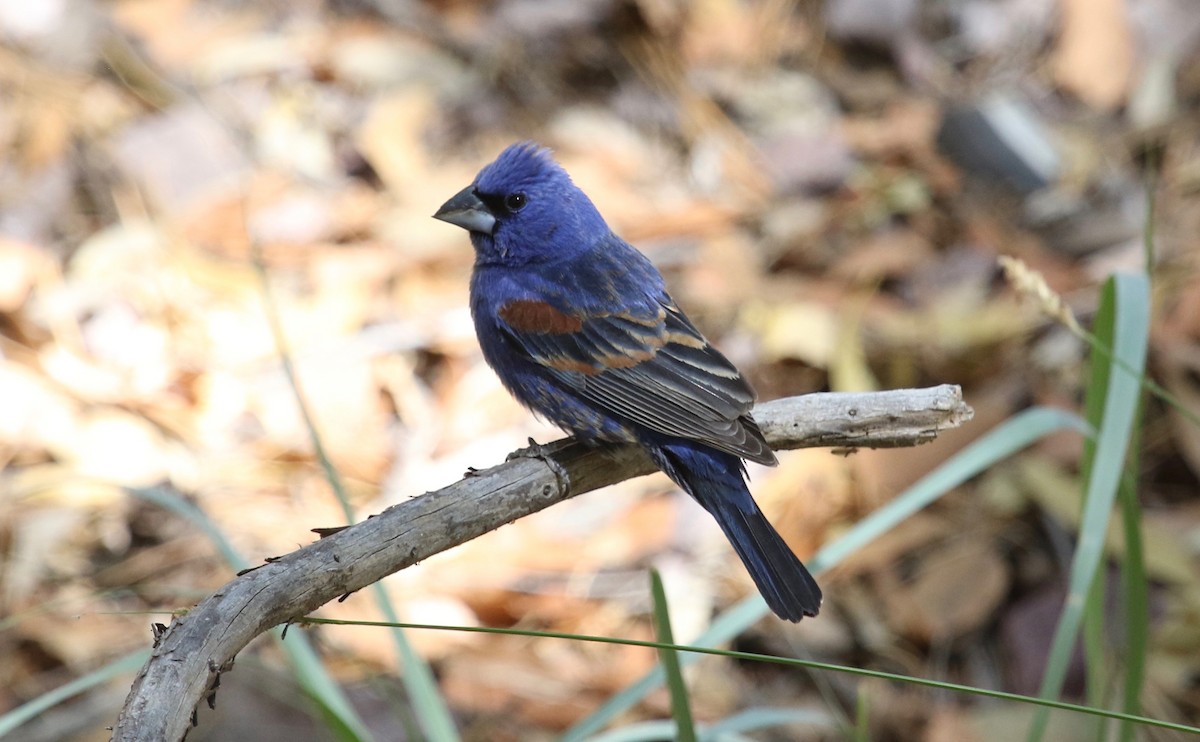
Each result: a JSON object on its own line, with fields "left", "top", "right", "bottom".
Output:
{"left": 508, "top": 436, "right": 549, "bottom": 460}
{"left": 508, "top": 437, "right": 570, "bottom": 493}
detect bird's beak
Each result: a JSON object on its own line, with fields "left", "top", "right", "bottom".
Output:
{"left": 433, "top": 186, "right": 496, "bottom": 235}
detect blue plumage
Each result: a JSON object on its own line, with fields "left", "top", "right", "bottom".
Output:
{"left": 434, "top": 142, "right": 821, "bottom": 621}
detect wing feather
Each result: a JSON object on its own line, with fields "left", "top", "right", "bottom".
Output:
{"left": 496, "top": 295, "right": 776, "bottom": 465}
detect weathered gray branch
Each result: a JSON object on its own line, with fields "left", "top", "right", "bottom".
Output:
{"left": 112, "top": 385, "right": 972, "bottom": 741}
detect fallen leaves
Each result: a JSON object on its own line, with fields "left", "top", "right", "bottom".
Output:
{"left": 3, "top": 0, "right": 1200, "bottom": 738}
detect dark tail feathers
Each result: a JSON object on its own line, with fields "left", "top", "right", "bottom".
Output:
{"left": 653, "top": 444, "right": 822, "bottom": 622}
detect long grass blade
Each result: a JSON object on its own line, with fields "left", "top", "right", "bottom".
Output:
{"left": 1027, "top": 274, "right": 1150, "bottom": 741}
{"left": 310, "top": 616, "right": 1200, "bottom": 737}
{"left": 649, "top": 569, "right": 697, "bottom": 742}
{"left": 1118, "top": 181, "right": 1154, "bottom": 742}
{"left": 586, "top": 708, "right": 832, "bottom": 741}
{"left": 254, "top": 253, "right": 458, "bottom": 741}
{"left": 0, "top": 650, "right": 149, "bottom": 738}
{"left": 1116, "top": 466, "right": 1148, "bottom": 742}
{"left": 1081, "top": 272, "right": 1118, "bottom": 741}
{"left": 128, "top": 485, "right": 374, "bottom": 741}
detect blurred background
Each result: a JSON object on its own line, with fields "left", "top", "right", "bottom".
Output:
{"left": 1, "top": 0, "right": 1199, "bottom": 739}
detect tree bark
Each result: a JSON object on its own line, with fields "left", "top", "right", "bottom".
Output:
{"left": 112, "top": 385, "right": 973, "bottom": 741}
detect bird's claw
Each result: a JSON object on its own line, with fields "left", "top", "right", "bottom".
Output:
{"left": 508, "top": 437, "right": 570, "bottom": 493}
{"left": 508, "top": 437, "right": 551, "bottom": 461}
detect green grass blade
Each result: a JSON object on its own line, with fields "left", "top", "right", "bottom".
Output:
{"left": 1083, "top": 574, "right": 1111, "bottom": 742}
{"left": 283, "top": 632, "right": 374, "bottom": 742}
{"left": 127, "top": 485, "right": 375, "bottom": 741}
{"left": 367, "top": 582, "right": 455, "bottom": 739}
{"left": 585, "top": 720, "right": 683, "bottom": 741}
{"left": 563, "top": 594, "right": 780, "bottom": 742}
{"left": 0, "top": 650, "right": 149, "bottom": 738}
{"left": 129, "top": 484, "right": 250, "bottom": 571}
{"left": 586, "top": 706, "right": 834, "bottom": 742}
{"left": 1117, "top": 456, "right": 1149, "bottom": 742}
{"left": 854, "top": 685, "right": 870, "bottom": 742}
{"left": 649, "top": 569, "right": 697, "bottom": 742}
{"left": 1081, "top": 263, "right": 1117, "bottom": 734}
{"left": 705, "top": 707, "right": 835, "bottom": 736}
{"left": 324, "top": 616, "right": 1200, "bottom": 736}
{"left": 1118, "top": 177, "right": 1153, "bottom": 735}
{"left": 565, "top": 406, "right": 1090, "bottom": 740}
{"left": 1028, "top": 273, "right": 1150, "bottom": 741}
{"left": 254, "top": 255, "right": 458, "bottom": 742}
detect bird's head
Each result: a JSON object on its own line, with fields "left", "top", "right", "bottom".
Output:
{"left": 433, "top": 142, "right": 608, "bottom": 266}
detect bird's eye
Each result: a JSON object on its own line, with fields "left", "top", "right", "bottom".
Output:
{"left": 505, "top": 193, "right": 527, "bottom": 212}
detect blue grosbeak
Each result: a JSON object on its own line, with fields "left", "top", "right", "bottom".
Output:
{"left": 434, "top": 142, "right": 821, "bottom": 621}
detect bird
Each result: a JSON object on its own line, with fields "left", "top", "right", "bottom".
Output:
{"left": 433, "top": 142, "right": 821, "bottom": 621}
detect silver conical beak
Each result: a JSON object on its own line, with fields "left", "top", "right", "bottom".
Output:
{"left": 433, "top": 186, "right": 496, "bottom": 235}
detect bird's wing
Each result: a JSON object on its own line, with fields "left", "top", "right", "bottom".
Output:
{"left": 495, "top": 296, "right": 777, "bottom": 465}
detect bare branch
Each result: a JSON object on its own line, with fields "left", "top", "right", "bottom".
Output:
{"left": 112, "top": 385, "right": 972, "bottom": 741}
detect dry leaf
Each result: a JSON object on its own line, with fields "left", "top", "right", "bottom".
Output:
{"left": 882, "top": 537, "right": 1011, "bottom": 642}
{"left": 1054, "top": 0, "right": 1134, "bottom": 110}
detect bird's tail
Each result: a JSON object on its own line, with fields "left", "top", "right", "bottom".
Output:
{"left": 651, "top": 443, "right": 822, "bottom": 622}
